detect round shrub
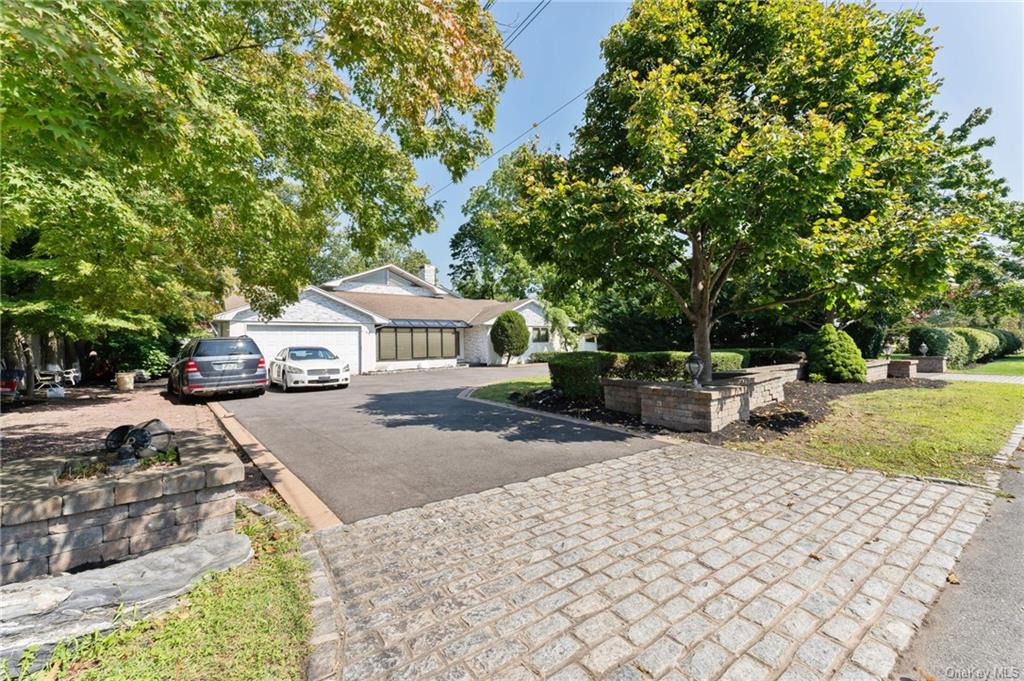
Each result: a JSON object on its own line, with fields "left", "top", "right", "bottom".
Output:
{"left": 907, "top": 326, "right": 970, "bottom": 369}
{"left": 950, "top": 327, "right": 1000, "bottom": 363}
{"left": 547, "top": 351, "right": 624, "bottom": 401}
{"left": 490, "top": 311, "right": 530, "bottom": 364}
{"left": 989, "top": 328, "right": 1023, "bottom": 355}
{"left": 806, "top": 325, "right": 866, "bottom": 383}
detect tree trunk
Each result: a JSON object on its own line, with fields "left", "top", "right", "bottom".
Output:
{"left": 19, "top": 332, "right": 35, "bottom": 396}
{"left": 693, "top": 312, "right": 714, "bottom": 384}
{"left": 42, "top": 331, "right": 60, "bottom": 368}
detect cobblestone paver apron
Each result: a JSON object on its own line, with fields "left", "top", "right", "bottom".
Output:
{"left": 312, "top": 443, "right": 992, "bottom": 680}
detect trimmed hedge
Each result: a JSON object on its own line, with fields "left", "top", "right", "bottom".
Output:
{"left": 546, "top": 349, "right": 746, "bottom": 401}
{"left": 806, "top": 325, "right": 866, "bottom": 383}
{"left": 990, "top": 328, "right": 1023, "bottom": 356}
{"left": 547, "top": 351, "right": 624, "bottom": 400}
{"left": 950, "top": 327, "right": 1000, "bottom": 363}
{"left": 907, "top": 326, "right": 970, "bottom": 369}
{"left": 528, "top": 351, "right": 559, "bottom": 363}
{"left": 716, "top": 347, "right": 805, "bottom": 368}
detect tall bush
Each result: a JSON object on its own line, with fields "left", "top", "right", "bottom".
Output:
{"left": 907, "top": 326, "right": 969, "bottom": 368}
{"left": 547, "top": 351, "right": 624, "bottom": 401}
{"left": 806, "top": 326, "right": 866, "bottom": 383}
{"left": 950, "top": 327, "right": 1000, "bottom": 363}
{"left": 490, "top": 311, "right": 529, "bottom": 365}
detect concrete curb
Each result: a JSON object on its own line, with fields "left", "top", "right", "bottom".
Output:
{"left": 207, "top": 402, "right": 341, "bottom": 531}
{"left": 457, "top": 387, "right": 679, "bottom": 445}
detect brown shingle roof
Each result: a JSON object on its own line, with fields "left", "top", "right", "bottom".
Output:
{"left": 328, "top": 290, "right": 527, "bottom": 325}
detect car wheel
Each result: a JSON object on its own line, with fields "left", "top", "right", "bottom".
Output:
{"left": 166, "top": 376, "right": 175, "bottom": 395}
{"left": 339, "top": 383, "right": 350, "bottom": 389}
{"left": 281, "top": 373, "right": 288, "bottom": 392}
{"left": 253, "top": 389, "right": 265, "bottom": 397}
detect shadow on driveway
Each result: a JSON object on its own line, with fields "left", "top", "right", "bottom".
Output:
{"left": 357, "top": 387, "right": 636, "bottom": 445}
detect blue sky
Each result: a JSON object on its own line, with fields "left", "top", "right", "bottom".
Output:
{"left": 413, "top": 1, "right": 1024, "bottom": 286}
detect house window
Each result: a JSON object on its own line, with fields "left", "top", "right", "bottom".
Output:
{"left": 412, "top": 329, "right": 428, "bottom": 358}
{"left": 378, "top": 329, "right": 397, "bottom": 360}
{"left": 378, "top": 327, "right": 459, "bottom": 361}
{"left": 532, "top": 327, "right": 550, "bottom": 343}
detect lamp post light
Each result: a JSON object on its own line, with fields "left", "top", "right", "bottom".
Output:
{"left": 882, "top": 342, "right": 894, "bottom": 360}
{"left": 685, "top": 352, "right": 705, "bottom": 388}
{"left": 918, "top": 342, "right": 929, "bottom": 356}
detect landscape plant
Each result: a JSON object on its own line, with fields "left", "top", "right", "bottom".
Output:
{"left": 1, "top": 0, "right": 517, "bottom": 346}
{"left": 490, "top": 311, "right": 530, "bottom": 365}
{"left": 497, "top": 0, "right": 1011, "bottom": 381}
{"left": 806, "top": 325, "right": 867, "bottom": 383}
{"left": 908, "top": 326, "right": 971, "bottom": 368}
{"left": 949, "top": 327, "right": 1000, "bottom": 363}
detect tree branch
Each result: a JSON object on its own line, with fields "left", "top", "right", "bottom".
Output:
{"left": 718, "top": 290, "right": 823, "bottom": 319}
{"left": 648, "top": 267, "right": 696, "bottom": 321}
{"left": 708, "top": 240, "right": 744, "bottom": 305}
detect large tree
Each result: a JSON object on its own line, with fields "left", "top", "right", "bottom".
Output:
{"left": 1, "top": 0, "right": 517, "bottom": 347}
{"left": 502, "top": 0, "right": 1006, "bottom": 381}
{"left": 310, "top": 230, "right": 431, "bottom": 285}
{"left": 450, "top": 155, "right": 547, "bottom": 300}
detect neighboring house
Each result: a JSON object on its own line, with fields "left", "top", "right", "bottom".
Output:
{"left": 213, "top": 264, "right": 596, "bottom": 373}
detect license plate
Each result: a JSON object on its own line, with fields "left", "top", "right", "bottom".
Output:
{"left": 316, "top": 376, "right": 332, "bottom": 382}
{"left": 217, "top": 362, "right": 241, "bottom": 370}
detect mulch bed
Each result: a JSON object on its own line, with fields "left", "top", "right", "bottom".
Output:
{"left": 513, "top": 378, "right": 949, "bottom": 446}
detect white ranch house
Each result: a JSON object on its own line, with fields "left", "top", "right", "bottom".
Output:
{"left": 213, "top": 264, "right": 596, "bottom": 373}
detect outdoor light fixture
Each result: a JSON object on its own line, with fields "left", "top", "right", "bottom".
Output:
{"left": 918, "top": 342, "right": 929, "bottom": 356}
{"left": 882, "top": 342, "right": 894, "bottom": 359}
{"left": 685, "top": 352, "right": 704, "bottom": 388}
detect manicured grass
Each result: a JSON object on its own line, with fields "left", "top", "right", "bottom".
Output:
{"left": 963, "top": 356, "right": 1024, "bottom": 376}
{"left": 737, "top": 382, "right": 1024, "bottom": 482}
{"left": 472, "top": 376, "right": 551, "bottom": 404}
{"left": 18, "top": 496, "right": 311, "bottom": 681}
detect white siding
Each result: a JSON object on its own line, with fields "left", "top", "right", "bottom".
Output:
{"left": 234, "top": 290, "right": 374, "bottom": 325}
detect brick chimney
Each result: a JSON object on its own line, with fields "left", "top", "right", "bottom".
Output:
{"left": 418, "top": 264, "right": 437, "bottom": 286}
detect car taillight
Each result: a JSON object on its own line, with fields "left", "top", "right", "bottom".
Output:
{"left": 185, "top": 359, "right": 199, "bottom": 374}
{"left": 257, "top": 356, "right": 266, "bottom": 369}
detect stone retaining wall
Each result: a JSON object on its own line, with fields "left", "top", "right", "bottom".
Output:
{"left": 1, "top": 434, "right": 244, "bottom": 584}
{"left": 865, "top": 359, "right": 890, "bottom": 382}
{"left": 912, "top": 355, "right": 946, "bottom": 373}
{"left": 888, "top": 358, "right": 918, "bottom": 379}
{"left": 604, "top": 368, "right": 791, "bottom": 433}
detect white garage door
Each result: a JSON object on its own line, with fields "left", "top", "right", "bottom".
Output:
{"left": 243, "top": 324, "right": 362, "bottom": 373}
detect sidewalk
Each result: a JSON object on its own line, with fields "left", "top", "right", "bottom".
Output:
{"left": 941, "top": 373, "right": 1024, "bottom": 384}
{"left": 893, "top": 440, "right": 1024, "bottom": 681}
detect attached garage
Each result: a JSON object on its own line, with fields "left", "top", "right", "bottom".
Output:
{"left": 214, "top": 288, "right": 383, "bottom": 374}
{"left": 244, "top": 324, "right": 362, "bottom": 374}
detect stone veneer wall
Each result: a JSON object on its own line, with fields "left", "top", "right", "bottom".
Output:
{"left": 865, "top": 359, "right": 890, "bottom": 383}
{"left": 888, "top": 359, "right": 918, "bottom": 379}
{"left": 912, "top": 355, "right": 946, "bottom": 373}
{"left": 603, "top": 366, "right": 793, "bottom": 433}
{"left": 1, "top": 434, "right": 244, "bottom": 585}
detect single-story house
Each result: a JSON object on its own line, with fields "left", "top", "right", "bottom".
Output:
{"left": 213, "top": 264, "right": 597, "bottom": 373}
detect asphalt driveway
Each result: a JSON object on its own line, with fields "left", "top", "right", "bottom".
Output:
{"left": 223, "top": 365, "right": 662, "bottom": 522}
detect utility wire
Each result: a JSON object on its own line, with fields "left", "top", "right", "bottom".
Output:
{"left": 504, "top": 0, "right": 551, "bottom": 47}
{"left": 427, "top": 84, "right": 593, "bottom": 200}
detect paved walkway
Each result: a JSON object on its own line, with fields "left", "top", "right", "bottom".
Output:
{"left": 312, "top": 443, "right": 991, "bottom": 681}
{"left": 941, "top": 373, "right": 1024, "bottom": 384}
{"left": 893, "top": 441, "right": 1024, "bottom": 681}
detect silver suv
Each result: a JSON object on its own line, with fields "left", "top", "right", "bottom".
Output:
{"left": 167, "top": 336, "right": 267, "bottom": 400}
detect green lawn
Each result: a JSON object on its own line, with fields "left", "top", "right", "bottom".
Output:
{"left": 737, "top": 382, "right": 1024, "bottom": 482}
{"left": 472, "top": 376, "right": 551, "bottom": 404}
{"left": 18, "top": 495, "right": 311, "bottom": 681}
{"left": 963, "top": 356, "right": 1024, "bottom": 376}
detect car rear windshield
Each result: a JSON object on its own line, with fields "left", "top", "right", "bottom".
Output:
{"left": 194, "top": 339, "right": 261, "bottom": 357}
{"left": 288, "top": 347, "right": 336, "bottom": 361}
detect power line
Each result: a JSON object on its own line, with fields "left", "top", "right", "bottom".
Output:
{"left": 427, "top": 84, "right": 593, "bottom": 200}
{"left": 504, "top": 0, "right": 551, "bottom": 47}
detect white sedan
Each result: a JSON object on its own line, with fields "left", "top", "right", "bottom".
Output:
{"left": 269, "top": 346, "right": 351, "bottom": 391}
